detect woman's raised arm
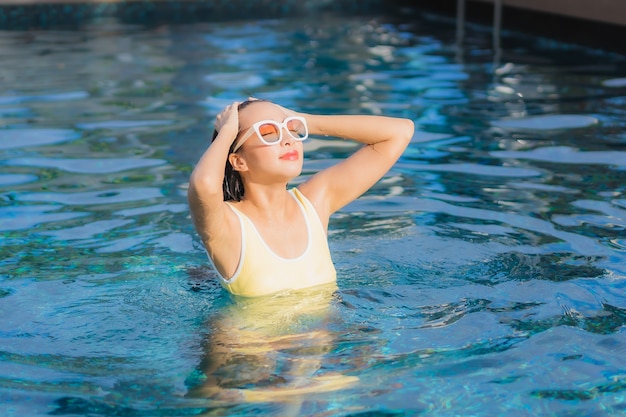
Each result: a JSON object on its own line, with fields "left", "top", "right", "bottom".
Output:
{"left": 187, "top": 102, "right": 240, "bottom": 248}
{"left": 298, "top": 113, "right": 414, "bottom": 221}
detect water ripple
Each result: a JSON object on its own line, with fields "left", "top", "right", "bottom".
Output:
{"left": 603, "top": 78, "right": 626, "bottom": 88}
{"left": 0, "top": 173, "right": 38, "bottom": 186}
{"left": 0, "top": 107, "right": 31, "bottom": 117}
{"left": 0, "top": 205, "right": 87, "bottom": 232}
{"left": 396, "top": 162, "right": 542, "bottom": 177}
{"left": 491, "top": 115, "right": 598, "bottom": 130}
{"left": 0, "top": 91, "right": 88, "bottom": 105}
{"left": 491, "top": 146, "right": 626, "bottom": 167}
{"left": 6, "top": 157, "right": 167, "bottom": 174}
{"left": 348, "top": 196, "right": 610, "bottom": 257}
{"left": 0, "top": 128, "right": 80, "bottom": 150}
{"left": 553, "top": 199, "right": 626, "bottom": 230}
{"left": 17, "top": 188, "right": 163, "bottom": 206}
{"left": 76, "top": 120, "right": 172, "bottom": 130}
{"left": 40, "top": 219, "right": 134, "bottom": 241}
{"left": 203, "top": 72, "right": 267, "bottom": 89}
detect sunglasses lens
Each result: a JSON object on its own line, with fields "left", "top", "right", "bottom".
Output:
{"left": 257, "top": 123, "right": 281, "bottom": 143}
{"left": 286, "top": 118, "right": 307, "bottom": 140}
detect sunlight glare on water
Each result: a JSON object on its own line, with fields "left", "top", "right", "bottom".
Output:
{"left": 0, "top": 5, "right": 626, "bottom": 417}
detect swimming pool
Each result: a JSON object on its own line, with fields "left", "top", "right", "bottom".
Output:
{"left": 1, "top": 4, "right": 625, "bottom": 416}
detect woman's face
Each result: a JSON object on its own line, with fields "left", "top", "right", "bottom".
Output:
{"left": 234, "top": 101, "right": 305, "bottom": 181}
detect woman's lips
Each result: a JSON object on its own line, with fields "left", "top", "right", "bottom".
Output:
{"left": 279, "top": 150, "right": 299, "bottom": 161}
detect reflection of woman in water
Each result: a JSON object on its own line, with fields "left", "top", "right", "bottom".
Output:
{"left": 187, "top": 285, "right": 349, "bottom": 406}
{"left": 186, "top": 99, "right": 413, "bottom": 404}
{"left": 188, "top": 99, "right": 413, "bottom": 297}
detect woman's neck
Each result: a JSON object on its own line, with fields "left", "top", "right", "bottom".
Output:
{"left": 238, "top": 183, "right": 294, "bottom": 223}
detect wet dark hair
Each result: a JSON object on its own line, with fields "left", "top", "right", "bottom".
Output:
{"left": 212, "top": 99, "right": 267, "bottom": 201}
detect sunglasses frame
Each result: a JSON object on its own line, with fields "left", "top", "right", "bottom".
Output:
{"left": 232, "top": 116, "right": 308, "bottom": 152}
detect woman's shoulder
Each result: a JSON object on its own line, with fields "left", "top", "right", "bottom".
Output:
{"left": 294, "top": 183, "right": 317, "bottom": 206}
{"left": 294, "top": 184, "right": 330, "bottom": 228}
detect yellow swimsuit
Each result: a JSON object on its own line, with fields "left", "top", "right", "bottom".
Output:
{"left": 219, "top": 188, "right": 337, "bottom": 297}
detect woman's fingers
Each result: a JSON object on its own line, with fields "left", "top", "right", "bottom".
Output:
{"left": 214, "top": 102, "right": 241, "bottom": 133}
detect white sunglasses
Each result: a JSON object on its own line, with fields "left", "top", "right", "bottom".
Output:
{"left": 232, "top": 116, "right": 308, "bottom": 152}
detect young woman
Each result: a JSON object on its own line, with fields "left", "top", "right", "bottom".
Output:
{"left": 188, "top": 99, "right": 414, "bottom": 297}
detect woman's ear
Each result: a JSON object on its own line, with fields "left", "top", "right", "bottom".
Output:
{"left": 229, "top": 152, "right": 248, "bottom": 172}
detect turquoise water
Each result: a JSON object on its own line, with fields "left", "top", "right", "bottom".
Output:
{"left": 1, "top": 7, "right": 626, "bottom": 417}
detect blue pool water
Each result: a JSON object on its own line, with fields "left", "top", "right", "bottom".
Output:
{"left": 1, "top": 5, "right": 626, "bottom": 416}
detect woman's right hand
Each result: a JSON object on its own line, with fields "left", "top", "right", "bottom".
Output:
{"left": 214, "top": 102, "right": 241, "bottom": 138}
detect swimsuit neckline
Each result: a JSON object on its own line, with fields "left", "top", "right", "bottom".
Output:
{"left": 227, "top": 189, "right": 312, "bottom": 261}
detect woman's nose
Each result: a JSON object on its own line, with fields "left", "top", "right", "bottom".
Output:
{"left": 281, "top": 129, "right": 294, "bottom": 145}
